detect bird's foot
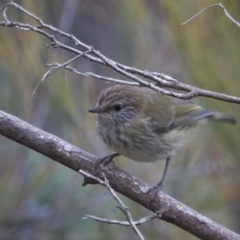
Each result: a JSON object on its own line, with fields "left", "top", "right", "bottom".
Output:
{"left": 94, "top": 152, "right": 120, "bottom": 171}
{"left": 147, "top": 181, "right": 164, "bottom": 204}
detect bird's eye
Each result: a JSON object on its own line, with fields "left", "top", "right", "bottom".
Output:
{"left": 113, "top": 104, "right": 122, "bottom": 112}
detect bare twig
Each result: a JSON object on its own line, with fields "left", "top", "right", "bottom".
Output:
{"left": 32, "top": 50, "right": 91, "bottom": 96}
{"left": 85, "top": 72, "right": 139, "bottom": 86}
{"left": 82, "top": 212, "right": 158, "bottom": 226}
{"left": 45, "top": 65, "right": 139, "bottom": 86}
{"left": 182, "top": 3, "right": 240, "bottom": 27}
{"left": 79, "top": 170, "right": 145, "bottom": 240}
{"left": 47, "top": 64, "right": 88, "bottom": 77}
{"left": 0, "top": 2, "right": 240, "bottom": 103}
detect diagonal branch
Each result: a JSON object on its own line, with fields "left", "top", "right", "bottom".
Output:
{"left": 0, "top": 2, "right": 240, "bottom": 104}
{"left": 0, "top": 109, "right": 239, "bottom": 240}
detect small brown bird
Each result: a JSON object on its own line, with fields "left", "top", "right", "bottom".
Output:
{"left": 89, "top": 85, "right": 236, "bottom": 198}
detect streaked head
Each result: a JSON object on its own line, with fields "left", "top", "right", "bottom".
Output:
{"left": 89, "top": 85, "right": 144, "bottom": 125}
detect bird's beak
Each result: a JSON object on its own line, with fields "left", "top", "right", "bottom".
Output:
{"left": 88, "top": 105, "right": 103, "bottom": 113}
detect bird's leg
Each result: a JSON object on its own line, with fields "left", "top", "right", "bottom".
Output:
{"left": 94, "top": 152, "right": 120, "bottom": 171}
{"left": 148, "top": 157, "right": 171, "bottom": 200}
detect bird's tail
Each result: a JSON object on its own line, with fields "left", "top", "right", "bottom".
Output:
{"left": 208, "top": 112, "right": 237, "bottom": 125}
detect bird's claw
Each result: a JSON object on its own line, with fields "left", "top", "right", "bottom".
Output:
{"left": 94, "top": 153, "right": 120, "bottom": 172}
{"left": 147, "top": 181, "right": 164, "bottom": 204}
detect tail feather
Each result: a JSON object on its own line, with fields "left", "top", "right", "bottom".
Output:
{"left": 208, "top": 112, "right": 237, "bottom": 125}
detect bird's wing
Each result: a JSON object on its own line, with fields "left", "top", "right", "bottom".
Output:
{"left": 144, "top": 94, "right": 176, "bottom": 133}
{"left": 142, "top": 89, "right": 214, "bottom": 132}
{"left": 172, "top": 103, "right": 214, "bottom": 129}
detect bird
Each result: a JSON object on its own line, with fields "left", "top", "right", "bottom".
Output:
{"left": 89, "top": 84, "right": 236, "bottom": 199}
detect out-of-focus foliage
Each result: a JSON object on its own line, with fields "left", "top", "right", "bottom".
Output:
{"left": 0, "top": 0, "right": 240, "bottom": 239}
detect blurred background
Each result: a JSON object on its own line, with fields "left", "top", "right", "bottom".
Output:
{"left": 0, "top": 0, "right": 240, "bottom": 239}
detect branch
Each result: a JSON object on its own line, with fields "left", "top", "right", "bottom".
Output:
{"left": 0, "top": 110, "right": 239, "bottom": 240}
{"left": 0, "top": 2, "right": 240, "bottom": 104}
{"left": 182, "top": 3, "right": 240, "bottom": 27}
{"left": 82, "top": 213, "right": 157, "bottom": 227}
{"left": 46, "top": 64, "right": 139, "bottom": 86}
{"left": 32, "top": 50, "right": 91, "bottom": 96}
{"left": 80, "top": 170, "right": 146, "bottom": 240}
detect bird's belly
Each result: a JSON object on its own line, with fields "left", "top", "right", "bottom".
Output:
{"left": 115, "top": 147, "right": 164, "bottom": 162}
{"left": 104, "top": 131, "right": 188, "bottom": 163}
{"left": 98, "top": 121, "right": 193, "bottom": 163}
{"left": 113, "top": 134, "right": 183, "bottom": 162}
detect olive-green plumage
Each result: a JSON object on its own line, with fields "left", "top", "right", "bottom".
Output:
{"left": 89, "top": 85, "right": 236, "bottom": 162}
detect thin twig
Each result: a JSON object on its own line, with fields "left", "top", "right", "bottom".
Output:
{"left": 182, "top": 3, "right": 220, "bottom": 25}
{"left": 218, "top": 3, "right": 240, "bottom": 27}
{"left": 82, "top": 212, "right": 158, "bottom": 226}
{"left": 79, "top": 170, "right": 145, "bottom": 240}
{"left": 0, "top": 3, "right": 12, "bottom": 12}
{"left": 47, "top": 64, "right": 88, "bottom": 76}
{"left": 84, "top": 72, "right": 139, "bottom": 86}
{"left": 3, "top": 7, "right": 9, "bottom": 22}
{"left": 182, "top": 3, "right": 240, "bottom": 27}
{"left": 45, "top": 65, "right": 139, "bottom": 86}
{"left": 32, "top": 50, "right": 90, "bottom": 96}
